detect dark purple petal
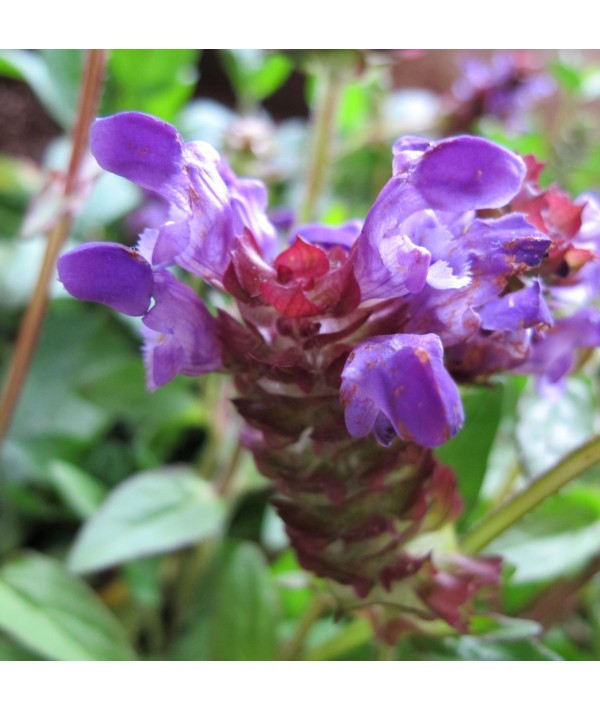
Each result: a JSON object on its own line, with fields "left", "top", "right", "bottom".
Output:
{"left": 296, "top": 220, "right": 362, "bottom": 250}
{"left": 341, "top": 334, "right": 464, "bottom": 448}
{"left": 465, "top": 214, "right": 551, "bottom": 275}
{"left": 141, "top": 271, "right": 221, "bottom": 389}
{"left": 478, "top": 282, "right": 553, "bottom": 331}
{"left": 411, "top": 136, "right": 526, "bottom": 211}
{"left": 91, "top": 113, "right": 185, "bottom": 198}
{"left": 57, "top": 242, "right": 153, "bottom": 316}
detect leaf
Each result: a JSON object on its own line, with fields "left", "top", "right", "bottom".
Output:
{"left": 68, "top": 467, "right": 226, "bottom": 574}
{"left": 220, "top": 50, "right": 292, "bottom": 105}
{"left": 48, "top": 460, "right": 107, "bottom": 519}
{"left": 517, "top": 377, "right": 595, "bottom": 476}
{"left": 0, "top": 553, "right": 134, "bottom": 660}
{"left": 171, "top": 542, "right": 280, "bottom": 661}
{"left": 306, "top": 618, "right": 372, "bottom": 661}
{"left": 209, "top": 543, "right": 279, "bottom": 660}
{"left": 0, "top": 50, "right": 84, "bottom": 128}
{"left": 106, "top": 49, "right": 199, "bottom": 122}
{"left": 489, "top": 487, "right": 600, "bottom": 584}
{"left": 436, "top": 384, "right": 504, "bottom": 522}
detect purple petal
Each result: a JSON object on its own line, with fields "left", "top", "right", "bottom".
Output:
{"left": 354, "top": 180, "right": 431, "bottom": 301}
{"left": 91, "top": 112, "right": 185, "bottom": 199}
{"left": 57, "top": 242, "right": 153, "bottom": 316}
{"left": 411, "top": 136, "right": 526, "bottom": 211}
{"left": 465, "top": 214, "right": 551, "bottom": 275}
{"left": 522, "top": 309, "right": 600, "bottom": 383}
{"left": 478, "top": 282, "right": 553, "bottom": 331}
{"left": 141, "top": 271, "right": 221, "bottom": 389}
{"left": 341, "top": 334, "right": 464, "bottom": 447}
{"left": 296, "top": 220, "right": 362, "bottom": 250}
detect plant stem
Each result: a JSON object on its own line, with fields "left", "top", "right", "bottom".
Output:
{"left": 277, "top": 593, "right": 331, "bottom": 661}
{"left": 0, "top": 49, "right": 107, "bottom": 447}
{"left": 461, "top": 434, "right": 600, "bottom": 555}
{"left": 299, "top": 64, "right": 344, "bottom": 223}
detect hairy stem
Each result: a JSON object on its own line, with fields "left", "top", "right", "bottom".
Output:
{"left": 0, "top": 49, "right": 107, "bottom": 446}
{"left": 461, "top": 434, "right": 600, "bottom": 555}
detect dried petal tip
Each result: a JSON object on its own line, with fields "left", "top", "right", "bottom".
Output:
{"left": 57, "top": 242, "right": 154, "bottom": 316}
{"left": 341, "top": 333, "right": 464, "bottom": 448}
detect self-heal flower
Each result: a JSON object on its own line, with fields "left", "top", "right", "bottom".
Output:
{"left": 57, "top": 241, "right": 221, "bottom": 390}
{"left": 341, "top": 334, "right": 464, "bottom": 448}
{"left": 91, "top": 111, "right": 277, "bottom": 286}
{"left": 353, "top": 135, "right": 528, "bottom": 302}
{"left": 58, "top": 111, "right": 572, "bottom": 640}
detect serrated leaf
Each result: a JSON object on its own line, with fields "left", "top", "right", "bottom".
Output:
{"left": 68, "top": 467, "right": 226, "bottom": 574}
{"left": 0, "top": 553, "right": 134, "bottom": 660}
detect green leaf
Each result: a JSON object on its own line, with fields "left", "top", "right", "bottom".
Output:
{"left": 220, "top": 50, "right": 292, "bottom": 106}
{"left": 172, "top": 542, "right": 280, "bottom": 661}
{"left": 209, "top": 543, "right": 279, "bottom": 660}
{"left": 0, "top": 633, "right": 42, "bottom": 661}
{"left": 48, "top": 460, "right": 107, "bottom": 519}
{"left": 0, "top": 50, "right": 84, "bottom": 128}
{"left": 517, "top": 377, "right": 595, "bottom": 476}
{"left": 550, "top": 58, "right": 585, "bottom": 94}
{"left": 0, "top": 553, "right": 134, "bottom": 660}
{"left": 105, "top": 49, "right": 199, "bottom": 122}
{"left": 436, "top": 384, "right": 504, "bottom": 522}
{"left": 68, "top": 467, "right": 226, "bottom": 574}
{"left": 489, "top": 487, "right": 600, "bottom": 584}
{"left": 306, "top": 617, "right": 372, "bottom": 661}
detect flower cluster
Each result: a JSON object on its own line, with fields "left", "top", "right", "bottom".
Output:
{"left": 58, "top": 111, "right": 599, "bottom": 637}
{"left": 446, "top": 51, "right": 555, "bottom": 133}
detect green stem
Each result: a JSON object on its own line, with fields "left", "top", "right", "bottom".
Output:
{"left": 299, "top": 65, "right": 344, "bottom": 223}
{"left": 277, "top": 593, "right": 331, "bottom": 661}
{"left": 461, "top": 433, "right": 600, "bottom": 555}
{"left": 0, "top": 49, "right": 107, "bottom": 447}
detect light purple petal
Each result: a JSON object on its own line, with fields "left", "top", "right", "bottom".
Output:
{"left": 354, "top": 180, "right": 431, "bottom": 301}
{"left": 91, "top": 112, "right": 185, "bottom": 200}
{"left": 521, "top": 309, "right": 600, "bottom": 383}
{"left": 141, "top": 271, "right": 221, "bottom": 389}
{"left": 411, "top": 136, "right": 526, "bottom": 211}
{"left": 341, "top": 334, "right": 464, "bottom": 447}
{"left": 57, "top": 242, "right": 153, "bottom": 317}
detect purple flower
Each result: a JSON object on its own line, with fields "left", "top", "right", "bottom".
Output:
{"left": 451, "top": 52, "right": 555, "bottom": 131}
{"left": 353, "top": 135, "right": 528, "bottom": 302}
{"left": 91, "top": 111, "right": 277, "bottom": 286}
{"left": 520, "top": 309, "right": 600, "bottom": 384}
{"left": 57, "top": 241, "right": 221, "bottom": 390}
{"left": 341, "top": 334, "right": 464, "bottom": 448}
